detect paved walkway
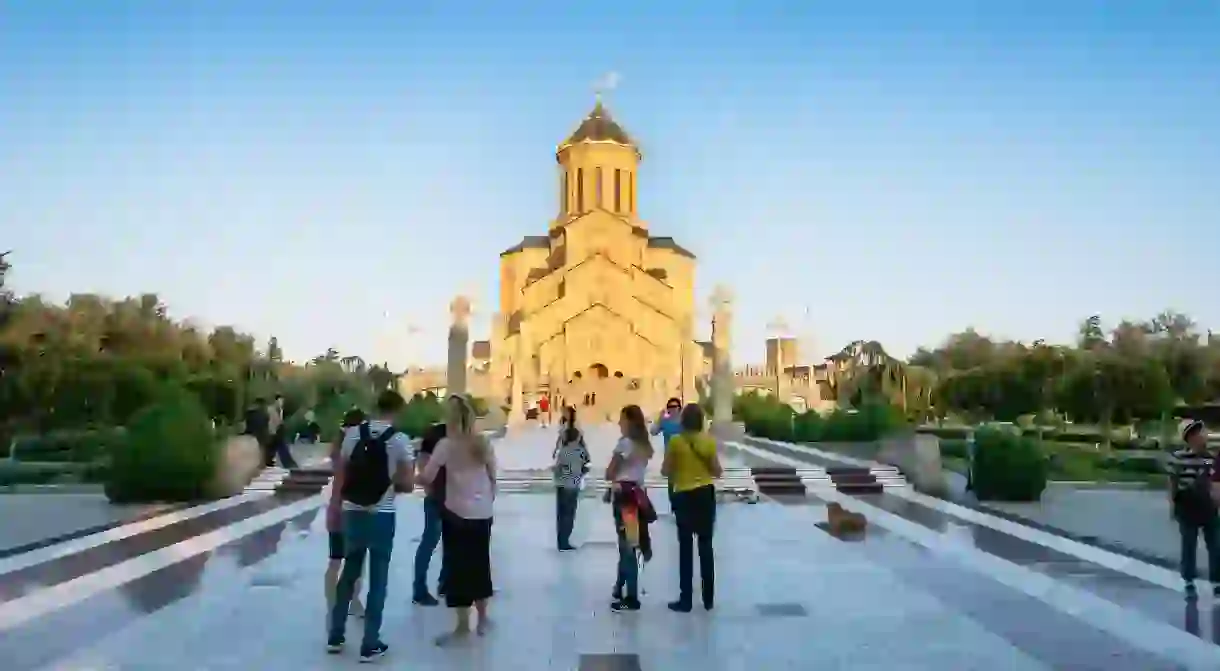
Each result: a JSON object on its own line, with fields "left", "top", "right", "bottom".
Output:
{"left": 1, "top": 427, "right": 1219, "bottom": 669}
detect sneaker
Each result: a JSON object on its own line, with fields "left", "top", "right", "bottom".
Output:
{"left": 610, "top": 598, "right": 640, "bottom": 612}
{"left": 413, "top": 592, "right": 440, "bottom": 606}
{"left": 359, "top": 642, "right": 389, "bottom": 663}
{"left": 667, "top": 600, "right": 693, "bottom": 613}
{"left": 559, "top": 545, "right": 577, "bottom": 552}
{"left": 326, "top": 636, "right": 345, "bottom": 654}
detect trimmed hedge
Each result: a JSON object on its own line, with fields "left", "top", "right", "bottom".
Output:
{"left": 971, "top": 429, "right": 1048, "bottom": 502}
{"left": 0, "top": 461, "right": 108, "bottom": 487}
{"left": 739, "top": 392, "right": 906, "bottom": 444}
{"left": 5, "top": 427, "right": 128, "bottom": 463}
{"left": 105, "top": 389, "right": 219, "bottom": 503}
{"left": 916, "top": 425, "right": 1165, "bottom": 451}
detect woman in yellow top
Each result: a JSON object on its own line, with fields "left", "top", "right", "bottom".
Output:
{"left": 660, "top": 403, "right": 723, "bottom": 612}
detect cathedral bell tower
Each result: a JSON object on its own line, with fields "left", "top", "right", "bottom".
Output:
{"left": 553, "top": 99, "right": 642, "bottom": 228}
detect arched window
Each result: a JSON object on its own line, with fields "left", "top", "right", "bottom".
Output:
{"left": 614, "top": 169, "right": 621, "bottom": 212}
{"left": 577, "top": 168, "right": 584, "bottom": 212}
{"left": 595, "top": 167, "right": 603, "bottom": 208}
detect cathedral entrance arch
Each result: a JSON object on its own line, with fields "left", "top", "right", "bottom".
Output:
{"left": 573, "top": 362, "right": 622, "bottom": 422}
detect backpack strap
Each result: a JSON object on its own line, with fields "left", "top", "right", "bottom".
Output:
{"left": 373, "top": 427, "right": 398, "bottom": 447}
{"left": 358, "top": 422, "right": 372, "bottom": 444}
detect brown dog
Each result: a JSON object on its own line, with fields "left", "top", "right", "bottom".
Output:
{"left": 826, "top": 502, "right": 867, "bottom": 536}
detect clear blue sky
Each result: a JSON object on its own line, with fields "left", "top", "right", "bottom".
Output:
{"left": 2, "top": 1, "right": 1217, "bottom": 368}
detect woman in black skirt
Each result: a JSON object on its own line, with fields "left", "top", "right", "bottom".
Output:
{"left": 420, "top": 394, "right": 497, "bottom": 646}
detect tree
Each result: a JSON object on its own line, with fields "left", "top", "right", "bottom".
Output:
{"left": 1077, "top": 315, "right": 1108, "bottom": 351}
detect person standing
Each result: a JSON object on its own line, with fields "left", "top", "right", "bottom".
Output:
{"left": 327, "top": 391, "right": 414, "bottom": 663}
{"left": 268, "top": 394, "right": 298, "bottom": 468}
{"left": 605, "top": 404, "right": 655, "bottom": 612}
{"left": 651, "top": 398, "right": 683, "bottom": 503}
{"left": 553, "top": 407, "right": 589, "bottom": 551}
{"left": 539, "top": 395, "right": 551, "bottom": 428}
{"left": 420, "top": 395, "right": 497, "bottom": 646}
{"left": 1169, "top": 419, "right": 1220, "bottom": 598}
{"left": 662, "top": 403, "right": 723, "bottom": 612}
{"left": 324, "top": 410, "right": 366, "bottom": 623}
{"left": 413, "top": 421, "right": 449, "bottom": 606}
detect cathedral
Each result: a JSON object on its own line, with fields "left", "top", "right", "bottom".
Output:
{"left": 489, "top": 100, "right": 706, "bottom": 421}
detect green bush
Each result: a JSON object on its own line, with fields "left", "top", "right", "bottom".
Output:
{"left": 395, "top": 392, "right": 444, "bottom": 438}
{"left": 741, "top": 392, "right": 905, "bottom": 443}
{"left": 105, "top": 388, "right": 219, "bottom": 503}
{"left": 971, "top": 428, "right": 1048, "bottom": 502}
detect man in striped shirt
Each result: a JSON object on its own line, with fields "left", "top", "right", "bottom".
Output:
{"left": 1167, "top": 419, "right": 1219, "bottom": 597}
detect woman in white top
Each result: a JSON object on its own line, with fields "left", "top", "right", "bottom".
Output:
{"left": 420, "top": 395, "right": 497, "bottom": 645}
{"left": 603, "top": 404, "right": 654, "bottom": 612}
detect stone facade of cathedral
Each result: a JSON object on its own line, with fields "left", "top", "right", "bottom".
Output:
{"left": 489, "top": 101, "right": 705, "bottom": 421}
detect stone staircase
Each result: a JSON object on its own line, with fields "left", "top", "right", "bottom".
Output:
{"left": 826, "top": 466, "right": 886, "bottom": 495}
{"left": 276, "top": 467, "right": 333, "bottom": 495}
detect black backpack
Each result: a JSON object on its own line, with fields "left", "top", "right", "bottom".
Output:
{"left": 341, "top": 423, "right": 399, "bottom": 507}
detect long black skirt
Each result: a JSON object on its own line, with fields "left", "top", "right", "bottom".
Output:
{"left": 440, "top": 507, "right": 493, "bottom": 608}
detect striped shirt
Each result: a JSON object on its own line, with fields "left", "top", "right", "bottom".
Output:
{"left": 554, "top": 436, "right": 590, "bottom": 489}
{"left": 1167, "top": 448, "right": 1214, "bottom": 492}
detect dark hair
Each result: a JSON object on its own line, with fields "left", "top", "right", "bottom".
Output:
{"left": 665, "top": 397, "right": 682, "bottom": 409}
{"left": 1184, "top": 419, "right": 1206, "bottom": 442}
{"left": 680, "top": 403, "right": 705, "bottom": 433}
{"left": 421, "top": 421, "right": 447, "bottom": 451}
{"left": 376, "top": 389, "right": 406, "bottom": 415}
{"left": 562, "top": 408, "right": 580, "bottom": 445}
{"left": 342, "top": 408, "right": 366, "bottom": 427}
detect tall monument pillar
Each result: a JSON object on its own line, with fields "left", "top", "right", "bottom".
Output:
{"left": 710, "top": 286, "right": 734, "bottom": 435}
{"left": 447, "top": 296, "right": 471, "bottom": 396}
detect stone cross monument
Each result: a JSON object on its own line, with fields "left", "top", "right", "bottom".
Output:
{"left": 447, "top": 296, "right": 471, "bottom": 396}
{"left": 710, "top": 285, "right": 734, "bottom": 433}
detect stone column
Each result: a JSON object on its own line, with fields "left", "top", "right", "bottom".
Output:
{"left": 680, "top": 319, "right": 697, "bottom": 405}
{"left": 447, "top": 296, "right": 471, "bottom": 396}
{"left": 710, "top": 286, "right": 734, "bottom": 435}
{"left": 508, "top": 320, "right": 529, "bottom": 426}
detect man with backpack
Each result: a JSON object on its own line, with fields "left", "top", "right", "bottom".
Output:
{"left": 327, "top": 390, "right": 414, "bottom": 663}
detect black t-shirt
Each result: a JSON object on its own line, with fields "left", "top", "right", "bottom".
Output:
{"left": 419, "top": 422, "right": 447, "bottom": 501}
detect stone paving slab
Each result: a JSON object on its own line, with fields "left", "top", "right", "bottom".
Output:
{"left": 5, "top": 426, "right": 1220, "bottom": 669}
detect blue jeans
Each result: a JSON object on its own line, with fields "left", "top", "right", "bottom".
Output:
{"left": 329, "top": 510, "right": 395, "bottom": 649}
{"left": 413, "top": 498, "right": 445, "bottom": 596}
{"left": 612, "top": 492, "right": 638, "bottom": 600}
{"left": 556, "top": 487, "right": 579, "bottom": 548}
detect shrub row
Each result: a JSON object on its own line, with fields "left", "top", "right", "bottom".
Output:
{"left": 738, "top": 392, "right": 908, "bottom": 444}
{"left": 916, "top": 425, "right": 1167, "bottom": 451}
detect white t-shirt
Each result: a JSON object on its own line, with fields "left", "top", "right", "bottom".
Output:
{"left": 338, "top": 420, "right": 414, "bottom": 513}
{"left": 612, "top": 437, "right": 650, "bottom": 483}
{"left": 424, "top": 437, "right": 497, "bottom": 520}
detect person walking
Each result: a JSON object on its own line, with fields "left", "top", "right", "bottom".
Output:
{"left": 268, "top": 394, "right": 298, "bottom": 468}
{"left": 605, "top": 404, "right": 656, "bottom": 612}
{"left": 420, "top": 395, "right": 497, "bottom": 646}
{"left": 1168, "top": 419, "right": 1220, "bottom": 598}
{"left": 326, "top": 391, "right": 414, "bottom": 663}
{"left": 324, "top": 410, "right": 366, "bottom": 623}
{"left": 553, "top": 408, "right": 590, "bottom": 551}
{"left": 539, "top": 395, "right": 551, "bottom": 428}
{"left": 662, "top": 403, "right": 723, "bottom": 612}
{"left": 412, "top": 421, "right": 449, "bottom": 606}
{"left": 244, "top": 398, "right": 272, "bottom": 467}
